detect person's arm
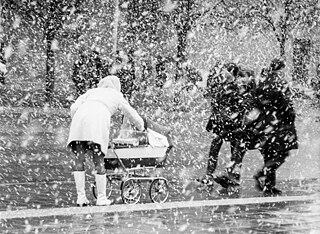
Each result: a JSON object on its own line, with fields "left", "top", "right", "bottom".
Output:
{"left": 118, "top": 95, "right": 144, "bottom": 131}
{"left": 277, "top": 89, "right": 296, "bottom": 124}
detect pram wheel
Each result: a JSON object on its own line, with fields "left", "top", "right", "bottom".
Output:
{"left": 121, "top": 178, "right": 142, "bottom": 204}
{"left": 149, "top": 178, "right": 169, "bottom": 203}
{"left": 92, "top": 176, "right": 113, "bottom": 199}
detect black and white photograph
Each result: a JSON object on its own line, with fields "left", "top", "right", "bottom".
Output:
{"left": 0, "top": 0, "right": 319, "bottom": 233}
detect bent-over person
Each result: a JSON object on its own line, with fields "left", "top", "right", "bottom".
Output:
{"left": 67, "top": 75, "right": 145, "bottom": 206}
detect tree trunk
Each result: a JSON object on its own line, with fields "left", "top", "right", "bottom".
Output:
{"left": 279, "top": 37, "right": 286, "bottom": 58}
{"left": 112, "top": 0, "right": 120, "bottom": 58}
{"left": 313, "top": 64, "right": 320, "bottom": 93}
{"left": 45, "top": 30, "right": 55, "bottom": 104}
{"left": 175, "top": 0, "right": 194, "bottom": 80}
{"left": 177, "top": 24, "right": 189, "bottom": 63}
{"left": 292, "top": 38, "right": 311, "bottom": 84}
{"left": 175, "top": 24, "right": 188, "bottom": 80}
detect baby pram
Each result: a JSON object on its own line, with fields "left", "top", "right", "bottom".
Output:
{"left": 92, "top": 117, "right": 173, "bottom": 204}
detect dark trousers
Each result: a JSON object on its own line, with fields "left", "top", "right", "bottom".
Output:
{"left": 207, "top": 131, "right": 290, "bottom": 189}
{"left": 206, "top": 136, "right": 223, "bottom": 174}
{"left": 206, "top": 136, "right": 247, "bottom": 180}
{"left": 257, "top": 148, "right": 289, "bottom": 189}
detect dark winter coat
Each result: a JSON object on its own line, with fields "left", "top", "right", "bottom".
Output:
{"left": 245, "top": 72, "right": 298, "bottom": 151}
{"left": 206, "top": 74, "right": 255, "bottom": 140}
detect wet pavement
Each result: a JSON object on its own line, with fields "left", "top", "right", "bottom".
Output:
{"left": 0, "top": 191, "right": 319, "bottom": 233}
{"left": 0, "top": 176, "right": 319, "bottom": 233}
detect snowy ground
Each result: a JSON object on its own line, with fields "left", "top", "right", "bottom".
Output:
{"left": 0, "top": 96, "right": 319, "bottom": 233}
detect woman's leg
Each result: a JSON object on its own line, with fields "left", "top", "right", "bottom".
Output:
{"left": 71, "top": 141, "right": 86, "bottom": 171}
{"left": 92, "top": 143, "right": 112, "bottom": 205}
{"left": 207, "top": 138, "right": 246, "bottom": 189}
{"left": 197, "top": 136, "right": 223, "bottom": 185}
{"left": 228, "top": 138, "right": 247, "bottom": 182}
{"left": 255, "top": 148, "right": 288, "bottom": 195}
{"left": 263, "top": 150, "right": 288, "bottom": 194}
{"left": 207, "top": 136, "right": 224, "bottom": 175}
{"left": 70, "top": 141, "right": 89, "bottom": 206}
{"left": 92, "top": 144, "right": 106, "bottom": 175}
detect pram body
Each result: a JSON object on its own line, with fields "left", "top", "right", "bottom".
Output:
{"left": 92, "top": 118, "right": 173, "bottom": 204}
{"left": 105, "top": 145, "right": 168, "bottom": 169}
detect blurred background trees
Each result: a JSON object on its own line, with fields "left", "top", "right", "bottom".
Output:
{"left": 1, "top": 0, "right": 89, "bottom": 102}
{"left": 0, "top": 0, "right": 320, "bottom": 106}
{"left": 200, "top": 0, "right": 320, "bottom": 85}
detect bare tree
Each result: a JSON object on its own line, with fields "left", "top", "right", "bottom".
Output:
{"left": 200, "top": 0, "right": 320, "bottom": 83}
{"left": 252, "top": 0, "right": 320, "bottom": 83}
{"left": 2, "top": 0, "right": 86, "bottom": 104}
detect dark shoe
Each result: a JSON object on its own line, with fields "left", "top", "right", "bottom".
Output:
{"left": 213, "top": 175, "right": 240, "bottom": 188}
{"left": 196, "top": 174, "right": 215, "bottom": 186}
{"left": 215, "top": 166, "right": 241, "bottom": 189}
{"left": 263, "top": 187, "right": 282, "bottom": 196}
{"left": 77, "top": 202, "right": 90, "bottom": 207}
{"left": 253, "top": 174, "right": 264, "bottom": 191}
{"left": 225, "top": 165, "right": 241, "bottom": 181}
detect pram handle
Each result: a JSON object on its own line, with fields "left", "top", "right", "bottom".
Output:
{"left": 143, "top": 118, "right": 170, "bottom": 135}
{"left": 120, "top": 116, "right": 173, "bottom": 148}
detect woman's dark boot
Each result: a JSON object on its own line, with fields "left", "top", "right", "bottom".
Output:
{"left": 263, "top": 171, "right": 282, "bottom": 196}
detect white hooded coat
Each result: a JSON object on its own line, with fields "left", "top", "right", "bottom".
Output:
{"left": 67, "top": 75, "right": 144, "bottom": 155}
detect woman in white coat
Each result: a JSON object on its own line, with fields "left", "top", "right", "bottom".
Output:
{"left": 67, "top": 75, "right": 144, "bottom": 206}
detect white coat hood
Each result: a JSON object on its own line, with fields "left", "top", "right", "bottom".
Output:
{"left": 98, "top": 75, "right": 121, "bottom": 92}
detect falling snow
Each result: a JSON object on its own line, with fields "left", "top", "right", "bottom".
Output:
{"left": 0, "top": 0, "right": 320, "bottom": 233}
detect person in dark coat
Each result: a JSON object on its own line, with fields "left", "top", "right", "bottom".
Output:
{"left": 247, "top": 58, "right": 298, "bottom": 195}
{"left": 218, "top": 58, "right": 298, "bottom": 195}
{"left": 198, "top": 62, "right": 256, "bottom": 186}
